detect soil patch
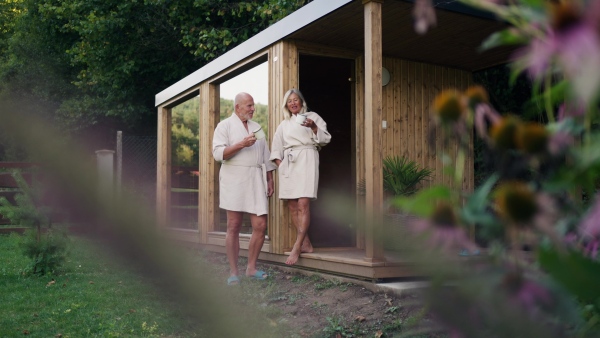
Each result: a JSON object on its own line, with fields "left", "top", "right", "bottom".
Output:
{"left": 201, "top": 251, "right": 443, "bottom": 338}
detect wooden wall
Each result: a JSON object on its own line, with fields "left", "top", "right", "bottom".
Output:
{"left": 380, "top": 57, "right": 475, "bottom": 193}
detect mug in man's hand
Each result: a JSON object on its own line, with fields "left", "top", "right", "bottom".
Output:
{"left": 253, "top": 127, "right": 266, "bottom": 140}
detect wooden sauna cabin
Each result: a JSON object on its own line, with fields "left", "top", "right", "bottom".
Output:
{"left": 155, "top": 0, "right": 514, "bottom": 280}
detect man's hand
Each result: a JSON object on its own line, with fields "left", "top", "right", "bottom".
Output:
{"left": 222, "top": 134, "right": 257, "bottom": 160}
{"left": 239, "top": 134, "right": 257, "bottom": 148}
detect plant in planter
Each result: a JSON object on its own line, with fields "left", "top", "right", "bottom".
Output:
{"left": 382, "top": 156, "right": 433, "bottom": 250}
{"left": 383, "top": 155, "right": 433, "bottom": 200}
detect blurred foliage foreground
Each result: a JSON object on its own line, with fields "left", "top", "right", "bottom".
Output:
{"left": 2, "top": 0, "right": 600, "bottom": 337}
{"left": 394, "top": 0, "right": 600, "bottom": 336}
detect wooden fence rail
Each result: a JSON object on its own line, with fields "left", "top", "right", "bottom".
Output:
{"left": 0, "top": 163, "right": 39, "bottom": 226}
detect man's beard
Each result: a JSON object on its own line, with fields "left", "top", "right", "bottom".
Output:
{"left": 241, "top": 112, "right": 253, "bottom": 121}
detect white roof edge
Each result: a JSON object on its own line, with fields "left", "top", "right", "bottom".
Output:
{"left": 155, "top": 0, "right": 353, "bottom": 107}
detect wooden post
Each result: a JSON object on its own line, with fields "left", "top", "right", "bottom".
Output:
{"left": 116, "top": 131, "right": 122, "bottom": 197}
{"left": 363, "top": 0, "right": 385, "bottom": 262}
{"left": 156, "top": 107, "right": 171, "bottom": 228}
{"left": 95, "top": 150, "right": 115, "bottom": 203}
{"left": 199, "top": 85, "right": 218, "bottom": 243}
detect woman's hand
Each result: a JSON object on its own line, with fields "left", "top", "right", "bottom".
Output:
{"left": 302, "top": 118, "right": 318, "bottom": 134}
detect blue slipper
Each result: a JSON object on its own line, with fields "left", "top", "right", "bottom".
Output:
{"left": 248, "top": 270, "right": 268, "bottom": 280}
{"left": 227, "top": 276, "right": 240, "bottom": 285}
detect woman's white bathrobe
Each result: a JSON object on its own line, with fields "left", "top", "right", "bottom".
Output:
{"left": 212, "top": 114, "right": 277, "bottom": 216}
{"left": 270, "top": 112, "right": 331, "bottom": 200}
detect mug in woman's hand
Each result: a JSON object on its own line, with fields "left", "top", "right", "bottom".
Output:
{"left": 295, "top": 114, "right": 307, "bottom": 125}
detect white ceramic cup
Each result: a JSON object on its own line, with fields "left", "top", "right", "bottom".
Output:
{"left": 295, "top": 114, "right": 307, "bottom": 125}
{"left": 253, "top": 127, "right": 266, "bottom": 140}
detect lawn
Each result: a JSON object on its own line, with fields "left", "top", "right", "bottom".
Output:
{"left": 1, "top": 230, "right": 435, "bottom": 338}
{"left": 0, "top": 232, "right": 205, "bottom": 337}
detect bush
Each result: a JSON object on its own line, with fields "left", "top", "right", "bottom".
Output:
{"left": 20, "top": 227, "right": 69, "bottom": 275}
{"left": 0, "top": 170, "right": 69, "bottom": 275}
{"left": 382, "top": 156, "right": 432, "bottom": 197}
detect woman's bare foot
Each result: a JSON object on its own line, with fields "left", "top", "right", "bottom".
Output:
{"left": 301, "top": 243, "right": 313, "bottom": 253}
{"left": 286, "top": 248, "right": 301, "bottom": 265}
{"left": 301, "top": 237, "right": 313, "bottom": 253}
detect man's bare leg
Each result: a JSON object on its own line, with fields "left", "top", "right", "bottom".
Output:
{"left": 225, "top": 211, "right": 243, "bottom": 282}
{"left": 286, "top": 197, "right": 311, "bottom": 265}
{"left": 246, "top": 213, "right": 267, "bottom": 278}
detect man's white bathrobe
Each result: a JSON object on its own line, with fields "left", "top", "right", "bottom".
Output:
{"left": 212, "top": 114, "right": 277, "bottom": 216}
{"left": 270, "top": 112, "right": 331, "bottom": 200}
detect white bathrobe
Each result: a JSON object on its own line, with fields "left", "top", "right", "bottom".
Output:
{"left": 270, "top": 112, "right": 331, "bottom": 200}
{"left": 212, "top": 113, "right": 277, "bottom": 216}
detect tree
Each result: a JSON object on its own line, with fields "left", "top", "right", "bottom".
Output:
{"left": 0, "top": 0, "right": 310, "bottom": 150}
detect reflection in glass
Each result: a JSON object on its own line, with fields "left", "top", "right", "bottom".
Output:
{"left": 216, "top": 62, "right": 268, "bottom": 233}
{"left": 170, "top": 96, "right": 200, "bottom": 229}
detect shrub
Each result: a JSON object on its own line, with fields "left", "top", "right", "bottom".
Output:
{"left": 382, "top": 156, "right": 433, "bottom": 197}
{"left": 0, "top": 170, "right": 69, "bottom": 275}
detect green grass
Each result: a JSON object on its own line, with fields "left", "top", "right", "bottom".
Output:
{"left": 0, "top": 233, "right": 203, "bottom": 337}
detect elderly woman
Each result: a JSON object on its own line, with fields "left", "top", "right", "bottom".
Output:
{"left": 270, "top": 89, "right": 332, "bottom": 265}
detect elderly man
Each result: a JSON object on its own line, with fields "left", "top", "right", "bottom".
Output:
{"left": 212, "top": 92, "right": 277, "bottom": 285}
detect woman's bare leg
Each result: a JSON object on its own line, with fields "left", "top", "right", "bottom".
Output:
{"left": 286, "top": 197, "right": 311, "bottom": 265}
{"left": 287, "top": 199, "right": 313, "bottom": 253}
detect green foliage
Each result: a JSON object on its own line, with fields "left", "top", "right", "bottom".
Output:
{"left": 393, "top": 185, "right": 452, "bottom": 217}
{"left": 383, "top": 156, "right": 433, "bottom": 197}
{"left": 20, "top": 227, "right": 69, "bottom": 275}
{"left": 220, "top": 97, "right": 269, "bottom": 134}
{"left": 0, "top": 170, "right": 68, "bottom": 275}
{"left": 538, "top": 247, "right": 600, "bottom": 303}
{"left": 0, "top": 171, "right": 51, "bottom": 228}
{"left": 323, "top": 316, "right": 349, "bottom": 337}
{"left": 0, "top": 234, "right": 204, "bottom": 337}
{"left": 0, "top": 0, "right": 307, "bottom": 142}
{"left": 172, "top": 96, "right": 200, "bottom": 166}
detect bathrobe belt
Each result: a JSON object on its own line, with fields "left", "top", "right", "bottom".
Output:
{"left": 282, "top": 145, "right": 317, "bottom": 178}
{"left": 222, "top": 160, "right": 268, "bottom": 195}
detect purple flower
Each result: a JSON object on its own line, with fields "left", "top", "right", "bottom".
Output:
{"left": 576, "top": 195, "right": 600, "bottom": 258}
{"left": 408, "top": 202, "right": 479, "bottom": 253}
{"left": 502, "top": 269, "right": 553, "bottom": 315}
{"left": 413, "top": 0, "right": 437, "bottom": 34}
{"left": 579, "top": 195, "right": 600, "bottom": 239}
{"left": 474, "top": 103, "right": 502, "bottom": 145}
{"left": 548, "top": 130, "right": 574, "bottom": 156}
{"left": 557, "top": 102, "right": 585, "bottom": 120}
{"left": 512, "top": 0, "right": 600, "bottom": 104}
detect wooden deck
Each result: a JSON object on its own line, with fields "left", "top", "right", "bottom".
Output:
{"left": 164, "top": 228, "right": 420, "bottom": 281}
{"left": 279, "top": 247, "right": 419, "bottom": 281}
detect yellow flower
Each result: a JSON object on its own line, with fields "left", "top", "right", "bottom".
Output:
{"left": 464, "top": 85, "right": 489, "bottom": 109}
{"left": 516, "top": 122, "right": 549, "bottom": 155}
{"left": 494, "top": 181, "right": 538, "bottom": 225}
{"left": 490, "top": 115, "right": 522, "bottom": 151}
{"left": 549, "top": 0, "right": 582, "bottom": 31}
{"left": 433, "top": 89, "right": 465, "bottom": 123}
{"left": 431, "top": 202, "right": 458, "bottom": 227}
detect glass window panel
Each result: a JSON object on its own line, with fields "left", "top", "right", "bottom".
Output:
{"left": 216, "top": 62, "right": 268, "bottom": 233}
{"left": 170, "top": 95, "right": 200, "bottom": 229}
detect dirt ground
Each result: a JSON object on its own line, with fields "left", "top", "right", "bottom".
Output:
{"left": 201, "top": 251, "right": 444, "bottom": 338}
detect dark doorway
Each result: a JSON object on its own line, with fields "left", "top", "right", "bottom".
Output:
{"left": 299, "top": 54, "right": 355, "bottom": 248}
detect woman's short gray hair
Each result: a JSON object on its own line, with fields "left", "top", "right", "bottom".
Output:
{"left": 281, "top": 89, "right": 308, "bottom": 119}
